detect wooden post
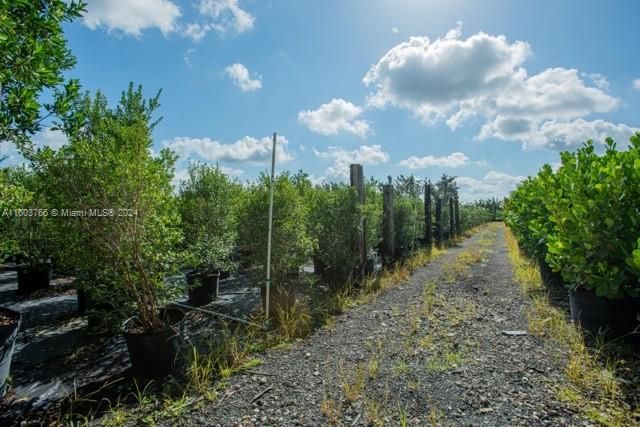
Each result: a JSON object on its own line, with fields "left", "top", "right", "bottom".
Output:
{"left": 454, "top": 196, "right": 461, "bottom": 236}
{"left": 449, "top": 197, "right": 455, "bottom": 240}
{"left": 382, "top": 184, "right": 395, "bottom": 265}
{"left": 435, "top": 198, "right": 443, "bottom": 247}
{"left": 350, "top": 164, "right": 366, "bottom": 280}
{"left": 424, "top": 181, "right": 432, "bottom": 248}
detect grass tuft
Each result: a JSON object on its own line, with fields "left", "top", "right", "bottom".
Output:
{"left": 505, "top": 227, "right": 638, "bottom": 427}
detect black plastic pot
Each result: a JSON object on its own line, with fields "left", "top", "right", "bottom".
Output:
{"left": 122, "top": 308, "right": 185, "bottom": 379}
{"left": 0, "top": 307, "right": 21, "bottom": 397}
{"left": 569, "top": 288, "right": 640, "bottom": 343}
{"left": 16, "top": 262, "right": 52, "bottom": 294}
{"left": 186, "top": 271, "right": 220, "bottom": 307}
{"left": 538, "top": 258, "right": 563, "bottom": 288}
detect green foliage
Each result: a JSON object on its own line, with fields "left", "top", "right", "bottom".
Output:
{"left": 237, "top": 172, "right": 312, "bottom": 288}
{"left": 432, "top": 174, "right": 458, "bottom": 236}
{"left": 308, "top": 183, "right": 360, "bottom": 286}
{"left": 506, "top": 134, "right": 640, "bottom": 299}
{"left": 0, "top": 166, "right": 54, "bottom": 263}
{"left": 433, "top": 174, "right": 458, "bottom": 201}
{"left": 178, "top": 163, "right": 239, "bottom": 274}
{"left": 459, "top": 204, "right": 492, "bottom": 231}
{"left": 544, "top": 137, "right": 640, "bottom": 298}
{"left": 37, "top": 84, "right": 181, "bottom": 331}
{"left": 364, "top": 177, "right": 383, "bottom": 253}
{"left": 0, "top": 0, "right": 85, "bottom": 149}
{"left": 474, "top": 198, "right": 503, "bottom": 221}
{"left": 394, "top": 175, "right": 424, "bottom": 256}
{"left": 394, "top": 195, "right": 421, "bottom": 256}
{"left": 504, "top": 165, "right": 555, "bottom": 260}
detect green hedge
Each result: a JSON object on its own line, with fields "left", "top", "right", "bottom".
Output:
{"left": 504, "top": 165, "right": 555, "bottom": 261}
{"left": 506, "top": 134, "right": 640, "bottom": 299}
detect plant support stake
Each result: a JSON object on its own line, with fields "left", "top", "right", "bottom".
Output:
{"left": 265, "top": 132, "right": 277, "bottom": 320}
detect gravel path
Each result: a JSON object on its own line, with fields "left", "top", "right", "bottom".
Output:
{"left": 168, "top": 224, "right": 592, "bottom": 426}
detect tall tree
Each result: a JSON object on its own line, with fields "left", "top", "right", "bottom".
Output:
{"left": 434, "top": 173, "right": 458, "bottom": 201}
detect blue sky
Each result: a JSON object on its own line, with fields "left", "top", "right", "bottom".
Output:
{"left": 5, "top": 0, "right": 640, "bottom": 200}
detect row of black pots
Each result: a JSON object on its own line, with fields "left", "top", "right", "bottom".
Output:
{"left": 13, "top": 263, "right": 231, "bottom": 298}
{"left": 1, "top": 267, "right": 227, "bottom": 387}
{"left": 538, "top": 259, "right": 639, "bottom": 346}
{"left": 0, "top": 302, "right": 183, "bottom": 390}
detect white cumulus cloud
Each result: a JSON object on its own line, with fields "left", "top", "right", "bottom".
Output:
{"left": 634, "top": 79, "right": 640, "bottom": 90}
{"left": 363, "top": 26, "right": 531, "bottom": 122}
{"left": 398, "top": 152, "right": 469, "bottom": 169}
{"left": 313, "top": 145, "right": 389, "bottom": 179}
{"left": 164, "top": 135, "right": 292, "bottom": 164}
{"left": 298, "top": 99, "right": 371, "bottom": 137}
{"left": 84, "top": 0, "right": 181, "bottom": 36}
{"left": 363, "top": 22, "right": 630, "bottom": 149}
{"left": 457, "top": 170, "right": 525, "bottom": 202}
{"left": 183, "top": 23, "right": 209, "bottom": 42}
{"left": 479, "top": 117, "right": 639, "bottom": 149}
{"left": 183, "top": 0, "right": 254, "bottom": 40}
{"left": 224, "top": 63, "right": 262, "bottom": 92}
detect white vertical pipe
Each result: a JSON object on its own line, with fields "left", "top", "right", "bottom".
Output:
{"left": 265, "top": 132, "right": 277, "bottom": 320}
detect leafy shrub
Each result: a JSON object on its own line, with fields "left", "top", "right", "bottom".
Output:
{"left": 237, "top": 172, "right": 312, "bottom": 289}
{"left": 459, "top": 204, "right": 493, "bottom": 231}
{"left": 394, "top": 195, "right": 421, "bottom": 256}
{"left": 308, "top": 183, "right": 360, "bottom": 286}
{"left": 0, "top": 167, "right": 55, "bottom": 266}
{"left": 364, "top": 178, "right": 383, "bottom": 251}
{"left": 178, "top": 163, "right": 239, "bottom": 274}
{"left": 544, "top": 137, "right": 640, "bottom": 298}
{"left": 39, "top": 84, "right": 181, "bottom": 331}
{"left": 0, "top": 0, "right": 84, "bottom": 148}
{"left": 393, "top": 175, "right": 424, "bottom": 257}
{"left": 504, "top": 165, "right": 555, "bottom": 261}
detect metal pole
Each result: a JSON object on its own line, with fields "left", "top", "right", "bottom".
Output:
{"left": 265, "top": 132, "right": 277, "bottom": 320}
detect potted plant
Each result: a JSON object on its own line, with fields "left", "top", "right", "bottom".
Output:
{"left": 178, "top": 163, "right": 239, "bottom": 306}
{"left": 238, "top": 173, "right": 312, "bottom": 316}
{"left": 40, "top": 84, "right": 184, "bottom": 377}
{"left": 545, "top": 136, "right": 640, "bottom": 341}
{"left": 505, "top": 165, "right": 563, "bottom": 288}
{"left": 0, "top": 167, "right": 54, "bottom": 294}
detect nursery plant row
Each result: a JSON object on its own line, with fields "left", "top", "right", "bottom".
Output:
{"left": 0, "top": 86, "right": 499, "bottom": 395}
{"left": 505, "top": 134, "right": 640, "bottom": 342}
